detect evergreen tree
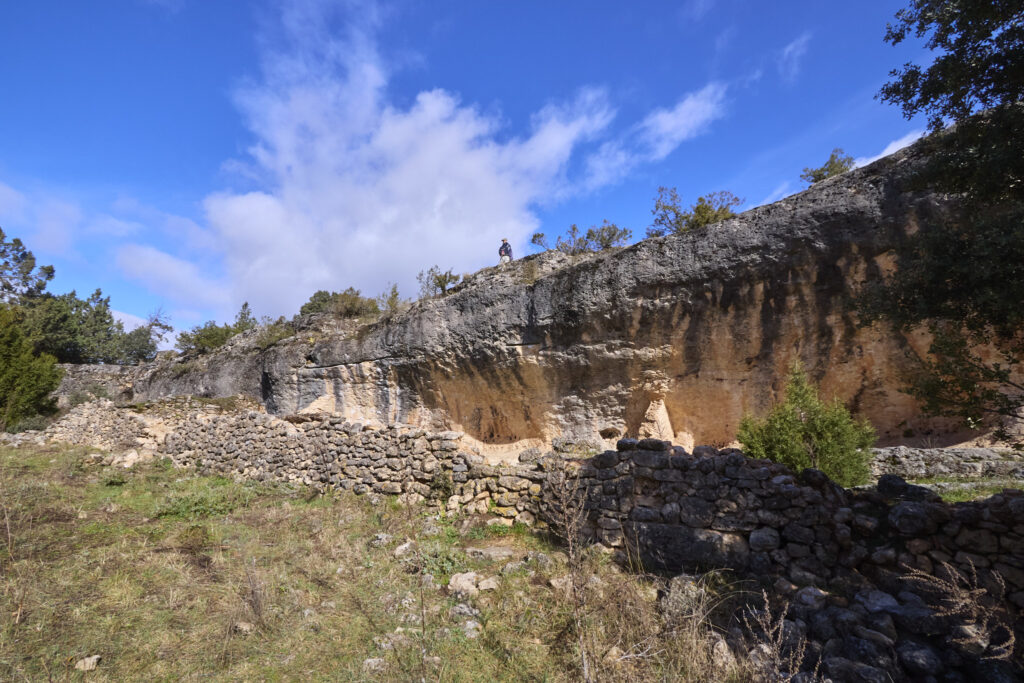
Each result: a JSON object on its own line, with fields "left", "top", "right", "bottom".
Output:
{"left": 0, "top": 307, "right": 61, "bottom": 430}
{"left": 738, "top": 364, "right": 875, "bottom": 487}
{"left": 800, "top": 148, "right": 855, "bottom": 184}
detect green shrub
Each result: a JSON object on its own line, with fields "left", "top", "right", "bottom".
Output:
{"left": 417, "top": 266, "right": 460, "bottom": 297}
{"left": 255, "top": 319, "right": 295, "bottom": 350}
{"left": 155, "top": 483, "right": 255, "bottom": 519}
{"left": 737, "top": 364, "right": 875, "bottom": 487}
{"left": 7, "top": 414, "right": 53, "bottom": 433}
{"left": 175, "top": 303, "right": 258, "bottom": 355}
{"left": 429, "top": 470, "right": 454, "bottom": 499}
{"left": 299, "top": 288, "right": 379, "bottom": 318}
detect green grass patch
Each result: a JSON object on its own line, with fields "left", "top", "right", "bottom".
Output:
{"left": 910, "top": 475, "right": 1024, "bottom": 503}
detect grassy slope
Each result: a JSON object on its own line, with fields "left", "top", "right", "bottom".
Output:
{"left": 0, "top": 445, "right": 748, "bottom": 682}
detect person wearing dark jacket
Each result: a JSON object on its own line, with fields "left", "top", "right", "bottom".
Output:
{"left": 498, "top": 238, "right": 512, "bottom": 264}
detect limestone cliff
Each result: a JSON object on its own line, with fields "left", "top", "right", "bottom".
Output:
{"left": 60, "top": 143, "right": 972, "bottom": 453}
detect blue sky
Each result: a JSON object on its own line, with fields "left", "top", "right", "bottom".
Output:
{"left": 0, "top": 0, "right": 928, "bottom": 334}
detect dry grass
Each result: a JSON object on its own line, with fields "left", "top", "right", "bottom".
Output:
{"left": 0, "top": 444, "right": 763, "bottom": 681}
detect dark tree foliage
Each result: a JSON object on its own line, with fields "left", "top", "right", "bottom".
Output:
{"left": 646, "top": 188, "right": 742, "bottom": 237}
{"left": 530, "top": 232, "right": 550, "bottom": 250}
{"left": 0, "top": 307, "right": 61, "bottom": 431}
{"left": 800, "top": 148, "right": 856, "bottom": 184}
{"left": 878, "top": 1, "right": 1023, "bottom": 132}
{"left": 0, "top": 227, "right": 54, "bottom": 303}
{"left": 0, "top": 229, "right": 169, "bottom": 365}
{"left": 176, "top": 302, "right": 259, "bottom": 355}
{"left": 861, "top": 1, "right": 1024, "bottom": 442}
{"left": 582, "top": 220, "right": 632, "bottom": 250}
{"left": 18, "top": 291, "right": 170, "bottom": 364}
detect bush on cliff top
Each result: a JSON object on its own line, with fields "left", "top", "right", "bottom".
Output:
{"left": 175, "top": 302, "right": 258, "bottom": 355}
{"left": 738, "top": 364, "right": 875, "bottom": 487}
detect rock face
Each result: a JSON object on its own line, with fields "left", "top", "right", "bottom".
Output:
{"left": 57, "top": 144, "right": 985, "bottom": 450}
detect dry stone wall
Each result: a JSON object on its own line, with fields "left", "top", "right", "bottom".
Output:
{"left": 35, "top": 402, "right": 1024, "bottom": 604}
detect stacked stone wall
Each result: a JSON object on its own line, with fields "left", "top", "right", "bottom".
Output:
{"left": 36, "top": 402, "right": 1024, "bottom": 610}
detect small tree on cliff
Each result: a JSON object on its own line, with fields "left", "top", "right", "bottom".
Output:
{"left": 417, "top": 266, "right": 460, "bottom": 298}
{"left": 800, "top": 148, "right": 855, "bottom": 184}
{"left": 738, "top": 364, "right": 875, "bottom": 487}
{"left": 646, "top": 188, "right": 742, "bottom": 237}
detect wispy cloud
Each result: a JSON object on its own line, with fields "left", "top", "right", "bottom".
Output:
{"left": 854, "top": 130, "right": 925, "bottom": 167}
{"left": 140, "top": 0, "right": 185, "bottom": 13}
{"left": 0, "top": 182, "right": 27, "bottom": 219}
{"left": 582, "top": 83, "right": 727, "bottom": 190}
{"left": 777, "top": 32, "right": 811, "bottom": 84}
{"left": 3, "top": 0, "right": 723, "bottom": 322}
{"left": 679, "top": 0, "right": 716, "bottom": 23}
{"left": 638, "top": 83, "right": 727, "bottom": 160}
{"left": 116, "top": 244, "right": 230, "bottom": 310}
{"left": 756, "top": 181, "right": 793, "bottom": 207}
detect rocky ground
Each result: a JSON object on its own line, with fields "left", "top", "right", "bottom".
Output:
{"left": 2, "top": 439, "right": 1023, "bottom": 681}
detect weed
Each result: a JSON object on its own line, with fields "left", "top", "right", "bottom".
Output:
{"left": 901, "top": 560, "right": 1015, "bottom": 660}
{"left": 429, "top": 469, "right": 454, "bottom": 499}
{"left": 172, "top": 360, "right": 199, "bottom": 378}
{"left": 519, "top": 260, "right": 540, "bottom": 285}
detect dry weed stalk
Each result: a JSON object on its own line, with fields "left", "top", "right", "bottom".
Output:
{"left": 242, "top": 558, "right": 267, "bottom": 626}
{"left": 742, "top": 590, "right": 816, "bottom": 681}
{"left": 546, "top": 461, "right": 594, "bottom": 682}
{"left": 902, "top": 560, "right": 1015, "bottom": 660}
{"left": 0, "top": 460, "right": 16, "bottom": 574}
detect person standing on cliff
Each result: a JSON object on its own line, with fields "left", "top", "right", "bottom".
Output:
{"left": 498, "top": 238, "right": 513, "bottom": 265}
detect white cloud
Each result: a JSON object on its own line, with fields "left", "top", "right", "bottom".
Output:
{"left": 778, "top": 32, "right": 811, "bottom": 84}
{"left": 854, "top": 130, "right": 925, "bottom": 167}
{"left": 679, "top": 0, "right": 716, "bottom": 23}
{"left": 113, "top": 309, "right": 148, "bottom": 330}
{"left": 0, "top": 182, "right": 27, "bottom": 220}
{"left": 33, "top": 200, "right": 82, "bottom": 255}
{"left": 112, "top": 197, "right": 220, "bottom": 252}
{"left": 116, "top": 244, "right": 230, "bottom": 311}
{"left": 0, "top": 182, "right": 83, "bottom": 256}
{"left": 87, "top": 214, "right": 144, "bottom": 237}
{"left": 179, "top": 0, "right": 725, "bottom": 318}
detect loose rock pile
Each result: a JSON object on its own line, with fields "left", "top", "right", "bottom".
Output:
{"left": 873, "top": 446, "right": 1024, "bottom": 480}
